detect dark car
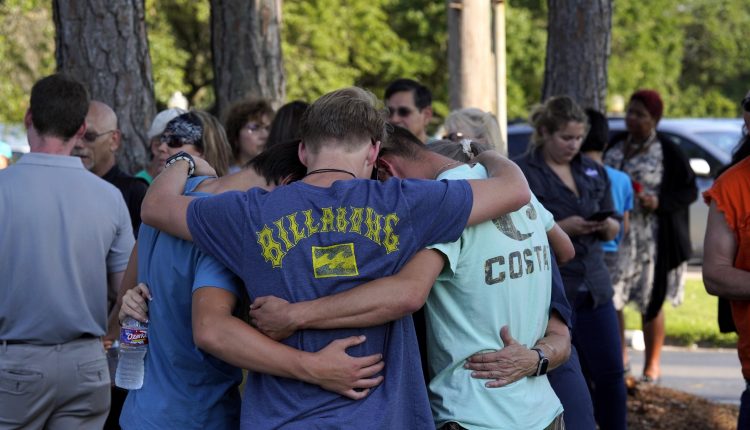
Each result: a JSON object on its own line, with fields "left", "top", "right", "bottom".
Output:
{"left": 507, "top": 118, "right": 744, "bottom": 261}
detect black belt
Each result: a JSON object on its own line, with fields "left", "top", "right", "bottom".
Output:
{"left": 2, "top": 333, "right": 97, "bottom": 345}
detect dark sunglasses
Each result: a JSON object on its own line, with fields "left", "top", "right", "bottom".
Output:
{"left": 388, "top": 106, "right": 414, "bottom": 118}
{"left": 83, "top": 130, "right": 115, "bottom": 143}
{"left": 742, "top": 97, "right": 750, "bottom": 112}
{"left": 160, "top": 133, "right": 201, "bottom": 149}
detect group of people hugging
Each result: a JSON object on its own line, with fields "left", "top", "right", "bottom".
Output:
{"left": 2, "top": 73, "right": 704, "bottom": 430}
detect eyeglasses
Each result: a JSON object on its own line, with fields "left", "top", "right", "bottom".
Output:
{"left": 245, "top": 123, "right": 270, "bottom": 133}
{"left": 83, "top": 130, "right": 115, "bottom": 143}
{"left": 387, "top": 106, "right": 414, "bottom": 118}
{"left": 742, "top": 97, "right": 750, "bottom": 112}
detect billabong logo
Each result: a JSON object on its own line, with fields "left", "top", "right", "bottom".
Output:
{"left": 312, "top": 243, "right": 359, "bottom": 278}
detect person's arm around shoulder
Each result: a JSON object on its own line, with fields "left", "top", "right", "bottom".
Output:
{"left": 141, "top": 156, "right": 214, "bottom": 240}
{"left": 464, "top": 311, "right": 571, "bottom": 388}
{"left": 192, "top": 287, "right": 384, "bottom": 399}
{"left": 703, "top": 201, "right": 750, "bottom": 299}
{"left": 249, "top": 249, "right": 445, "bottom": 340}
{"left": 466, "top": 150, "right": 531, "bottom": 226}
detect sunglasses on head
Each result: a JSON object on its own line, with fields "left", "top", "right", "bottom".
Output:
{"left": 388, "top": 106, "right": 414, "bottom": 118}
{"left": 443, "top": 131, "right": 464, "bottom": 142}
{"left": 742, "top": 97, "right": 750, "bottom": 113}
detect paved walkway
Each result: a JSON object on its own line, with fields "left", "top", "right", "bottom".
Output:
{"left": 628, "top": 346, "right": 743, "bottom": 404}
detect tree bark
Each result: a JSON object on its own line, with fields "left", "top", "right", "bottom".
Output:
{"left": 542, "top": 0, "right": 612, "bottom": 111}
{"left": 210, "top": 0, "right": 285, "bottom": 118}
{"left": 53, "top": 0, "right": 155, "bottom": 174}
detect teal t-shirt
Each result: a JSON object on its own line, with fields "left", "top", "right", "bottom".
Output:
{"left": 134, "top": 169, "right": 153, "bottom": 184}
{"left": 426, "top": 164, "right": 563, "bottom": 430}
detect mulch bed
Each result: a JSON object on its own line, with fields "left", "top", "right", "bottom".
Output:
{"left": 626, "top": 379, "right": 739, "bottom": 430}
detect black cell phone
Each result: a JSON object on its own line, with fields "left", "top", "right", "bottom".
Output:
{"left": 586, "top": 210, "right": 615, "bottom": 222}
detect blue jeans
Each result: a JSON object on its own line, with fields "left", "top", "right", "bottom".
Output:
{"left": 572, "top": 292, "right": 627, "bottom": 430}
{"left": 739, "top": 381, "right": 750, "bottom": 429}
{"left": 548, "top": 345, "right": 596, "bottom": 430}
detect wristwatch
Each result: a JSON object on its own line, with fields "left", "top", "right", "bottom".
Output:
{"left": 531, "top": 347, "right": 549, "bottom": 376}
{"left": 165, "top": 151, "right": 195, "bottom": 177}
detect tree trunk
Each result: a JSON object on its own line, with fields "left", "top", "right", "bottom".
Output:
{"left": 53, "top": 0, "right": 155, "bottom": 174}
{"left": 211, "top": 0, "right": 285, "bottom": 118}
{"left": 542, "top": 0, "right": 612, "bottom": 111}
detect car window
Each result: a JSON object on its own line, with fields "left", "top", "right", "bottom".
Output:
{"left": 508, "top": 132, "right": 532, "bottom": 158}
{"left": 660, "top": 132, "right": 722, "bottom": 177}
{"left": 694, "top": 131, "right": 742, "bottom": 155}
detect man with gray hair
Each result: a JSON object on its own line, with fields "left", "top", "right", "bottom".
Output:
{"left": 0, "top": 74, "right": 134, "bottom": 429}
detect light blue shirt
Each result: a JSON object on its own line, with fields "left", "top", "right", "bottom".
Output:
{"left": 121, "top": 177, "right": 243, "bottom": 430}
{"left": 602, "top": 165, "right": 634, "bottom": 252}
{"left": 427, "top": 164, "right": 563, "bottom": 430}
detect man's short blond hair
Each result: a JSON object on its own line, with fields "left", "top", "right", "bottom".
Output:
{"left": 300, "top": 87, "right": 387, "bottom": 153}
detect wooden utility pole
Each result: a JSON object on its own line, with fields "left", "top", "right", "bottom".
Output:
{"left": 448, "top": 0, "right": 494, "bottom": 112}
{"left": 211, "top": 0, "right": 285, "bottom": 118}
{"left": 492, "top": 0, "right": 507, "bottom": 148}
{"left": 53, "top": 0, "right": 155, "bottom": 173}
{"left": 448, "top": 0, "right": 508, "bottom": 153}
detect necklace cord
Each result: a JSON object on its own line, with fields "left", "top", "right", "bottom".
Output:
{"left": 304, "top": 168, "right": 356, "bottom": 179}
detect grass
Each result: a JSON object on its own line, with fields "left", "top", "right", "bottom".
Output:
{"left": 623, "top": 279, "right": 739, "bottom": 348}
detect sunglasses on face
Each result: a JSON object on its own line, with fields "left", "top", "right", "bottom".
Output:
{"left": 160, "top": 134, "right": 201, "bottom": 149}
{"left": 83, "top": 130, "right": 115, "bottom": 143}
{"left": 388, "top": 106, "right": 414, "bottom": 118}
{"left": 742, "top": 97, "right": 750, "bottom": 112}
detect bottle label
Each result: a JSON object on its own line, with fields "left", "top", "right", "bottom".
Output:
{"left": 120, "top": 327, "right": 148, "bottom": 346}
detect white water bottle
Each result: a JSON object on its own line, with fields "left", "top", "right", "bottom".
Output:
{"left": 115, "top": 317, "right": 148, "bottom": 390}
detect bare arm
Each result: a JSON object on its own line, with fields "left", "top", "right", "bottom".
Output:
{"left": 249, "top": 249, "right": 444, "bottom": 340}
{"left": 140, "top": 160, "right": 195, "bottom": 240}
{"left": 192, "top": 287, "right": 384, "bottom": 399}
{"left": 103, "top": 269, "right": 126, "bottom": 347}
{"left": 622, "top": 210, "right": 630, "bottom": 237}
{"left": 464, "top": 311, "right": 571, "bottom": 388}
{"left": 105, "top": 246, "right": 139, "bottom": 346}
{"left": 466, "top": 151, "right": 531, "bottom": 226}
{"left": 703, "top": 202, "right": 750, "bottom": 299}
{"left": 546, "top": 224, "right": 574, "bottom": 265}
{"left": 597, "top": 217, "right": 620, "bottom": 241}
{"left": 197, "top": 167, "right": 274, "bottom": 194}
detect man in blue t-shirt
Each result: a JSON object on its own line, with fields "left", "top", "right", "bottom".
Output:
{"left": 140, "top": 87, "right": 531, "bottom": 429}
{"left": 249, "top": 129, "right": 574, "bottom": 429}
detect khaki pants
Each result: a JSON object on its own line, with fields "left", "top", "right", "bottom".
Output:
{"left": 0, "top": 338, "right": 110, "bottom": 430}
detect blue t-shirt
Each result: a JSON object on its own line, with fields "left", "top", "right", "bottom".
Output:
{"left": 121, "top": 177, "right": 243, "bottom": 430}
{"left": 186, "top": 177, "right": 473, "bottom": 429}
{"left": 601, "top": 165, "right": 634, "bottom": 252}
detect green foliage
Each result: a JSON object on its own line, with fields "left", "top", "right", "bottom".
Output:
{"left": 146, "top": 0, "right": 213, "bottom": 110}
{"left": 609, "top": 0, "right": 748, "bottom": 118}
{"left": 0, "top": 0, "right": 54, "bottom": 123}
{"left": 1, "top": 0, "right": 748, "bottom": 124}
{"left": 608, "top": 0, "right": 687, "bottom": 112}
{"left": 623, "top": 279, "right": 738, "bottom": 348}
{"left": 282, "top": 0, "right": 429, "bottom": 110}
{"left": 505, "top": 4, "right": 546, "bottom": 120}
